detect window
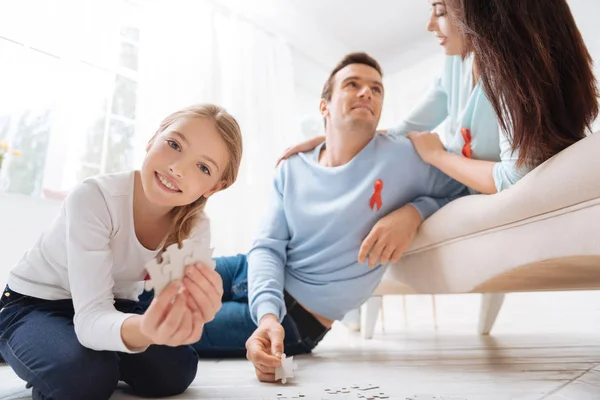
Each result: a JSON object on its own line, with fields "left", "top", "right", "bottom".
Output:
{"left": 0, "top": 0, "right": 141, "bottom": 198}
{"left": 76, "top": 23, "right": 141, "bottom": 184}
{"left": 0, "top": 41, "right": 58, "bottom": 197}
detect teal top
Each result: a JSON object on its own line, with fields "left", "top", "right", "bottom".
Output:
{"left": 388, "top": 55, "right": 530, "bottom": 193}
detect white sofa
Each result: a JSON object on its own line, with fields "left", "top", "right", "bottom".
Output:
{"left": 360, "top": 131, "right": 600, "bottom": 338}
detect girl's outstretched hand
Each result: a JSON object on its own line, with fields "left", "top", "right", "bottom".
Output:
{"left": 139, "top": 281, "right": 198, "bottom": 346}
{"left": 182, "top": 262, "right": 224, "bottom": 328}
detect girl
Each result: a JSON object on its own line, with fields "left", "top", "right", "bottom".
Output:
{"left": 278, "top": 0, "right": 598, "bottom": 265}
{"left": 0, "top": 104, "right": 243, "bottom": 400}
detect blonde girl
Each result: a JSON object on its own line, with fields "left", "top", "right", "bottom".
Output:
{"left": 0, "top": 104, "right": 243, "bottom": 400}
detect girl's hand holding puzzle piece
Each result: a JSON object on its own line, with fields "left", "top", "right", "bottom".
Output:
{"left": 122, "top": 262, "right": 223, "bottom": 350}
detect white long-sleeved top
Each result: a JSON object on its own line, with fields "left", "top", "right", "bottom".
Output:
{"left": 7, "top": 171, "right": 210, "bottom": 353}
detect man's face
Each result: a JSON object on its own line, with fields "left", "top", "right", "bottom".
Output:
{"left": 321, "top": 64, "right": 384, "bottom": 132}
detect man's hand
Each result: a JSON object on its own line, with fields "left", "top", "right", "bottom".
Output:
{"left": 358, "top": 205, "right": 422, "bottom": 268}
{"left": 245, "top": 314, "right": 285, "bottom": 382}
{"left": 407, "top": 131, "right": 446, "bottom": 165}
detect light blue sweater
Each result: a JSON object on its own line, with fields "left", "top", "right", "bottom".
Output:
{"left": 248, "top": 134, "right": 468, "bottom": 325}
{"left": 388, "top": 54, "right": 530, "bottom": 193}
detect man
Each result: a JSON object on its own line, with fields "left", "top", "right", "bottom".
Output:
{"left": 191, "top": 53, "right": 467, "bottom": 382}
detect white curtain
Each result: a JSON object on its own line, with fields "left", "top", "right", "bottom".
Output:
{"left": 379, "top": 52, "right": 446, "bottom": 137}
{"left": 0, "top": 0, "right": 128, "bottom": 196}
{"left": 136, "top": 0, "right": 300, "bottom": 256}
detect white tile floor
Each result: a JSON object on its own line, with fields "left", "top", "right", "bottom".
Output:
{"left": 2, "top": 291, "right": 600, "bottom": 400}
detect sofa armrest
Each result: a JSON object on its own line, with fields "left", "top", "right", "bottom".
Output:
{"left": 408, "top": 132, "right": 600, "bottom": 254}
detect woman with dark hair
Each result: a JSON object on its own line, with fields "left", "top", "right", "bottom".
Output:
{"left": 279, "top": 0, "right": 598, "bottom": 264}
{"left": 437, "top": 0, "right": 599, "bottom": 186}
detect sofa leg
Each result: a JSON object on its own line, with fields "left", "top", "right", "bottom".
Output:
{"left": 431, "top": 294, "right": 438, "bottom": 330}
{"left": 341, "top": 308, "right": 361, "bottom": 332}
{"left": 361, "top": 296, "right": 382, "bottom": 339}
{"left": 402, "top": 295, "right": 409, "bottom": 326}
{"left": 478, "top": 293, "right": 505, "bottom": 335}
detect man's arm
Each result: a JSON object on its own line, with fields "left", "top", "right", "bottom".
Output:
{"left": 245, "top": 166, "right": 291, "bottom": 383}
{"left": 358, "top": 204, "right": 423, "bottom": 267}
{"left": 410, "top": 162, "right": 470, "bottom": 220}
{"left": 248, "top": 166, "right": 291, "bottom": 325}
{"left": 359, "top": 162, "right": 468, "bottom": 268}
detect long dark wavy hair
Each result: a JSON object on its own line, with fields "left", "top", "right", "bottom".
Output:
{"left": 446, "top": 0, "right": 599, "bottom": 167}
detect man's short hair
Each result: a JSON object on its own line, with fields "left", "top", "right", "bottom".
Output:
{"left": 321, "top": 52, "right": 383, "bottom": 102}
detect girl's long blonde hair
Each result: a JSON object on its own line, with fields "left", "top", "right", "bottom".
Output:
{"left": 150, "top": 104, "right": 243, "bottom": 249}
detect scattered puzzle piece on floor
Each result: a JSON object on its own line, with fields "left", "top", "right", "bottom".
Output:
{"left": 405, "top": 396, "right": 467, "bottom": 400}
{"left": 271, "top": 387, "right": 465, "bottom": 400}
{"left": 275, "top": 353, "right": 298, "bottom": 384}
{"left": 357, "top": 384, "right": 379, "bottom": 391}
{"left": 322, "top": 385, "right": 389, "bottom": 399}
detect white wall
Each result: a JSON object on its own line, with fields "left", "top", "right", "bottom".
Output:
{"left": 0, "top": 194, "right": 61, "bottom": 287}
{"left": 568, "top": 0, "right": 600, "bottom": 132}
{"left": 379, "top": 51, "right": 445, "bottom": 132}
{"left": 291, "top": 48, "right": 329, "bottom": 139}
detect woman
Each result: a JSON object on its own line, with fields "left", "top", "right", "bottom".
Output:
{"left": 279, "top": 0, "right": 598, "bottom": 265}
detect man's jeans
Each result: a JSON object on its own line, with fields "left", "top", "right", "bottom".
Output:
{"left": 150, "top": 254, "right": 329, "bottom": 358}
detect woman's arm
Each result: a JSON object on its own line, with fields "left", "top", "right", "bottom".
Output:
{"left": 407, "top": 131, "right": 497, "bottom": 194}
{"left": 387, "top": 76, "right": 449, "bottom": 138}
{"left": 407, "top": 125, "right": 535, "bottom": 194}
{"left": 492, "top": 127, "right": 531, "bottom": 192}
{"left": 432, "top": 126, "right": 532, "bottom": 194}
{"left": 276, "top": 135, "right": 325, "bottom": 166}
{"left": 431, "top": 151, "right": 497, "bottom": 194}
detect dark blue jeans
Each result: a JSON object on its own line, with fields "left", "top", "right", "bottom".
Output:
{"left": 140, "top": 254, "right": 327, "bottom": 358}
{"left": 0, "top": 287, "right": 198, "bottom": 400}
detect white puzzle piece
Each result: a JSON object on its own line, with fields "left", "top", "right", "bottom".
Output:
{"left": 144, "top": 238, "right": 215, "bottom": 296}
{"left": 183, "top": 245, "right": 216, "bottom": 270}
{"left": 275, "top": 353, "right": 297, "bottom": 384}
{"left": 162, "top": 242, "right": 191, "bottom": 281}
{"left": 144, "top": 257, "right": 171, "bottom": 295}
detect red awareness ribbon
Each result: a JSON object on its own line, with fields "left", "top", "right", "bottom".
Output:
{"left": 461, "top": 127, "right": 472, "bottom": 158}
{"left": 369, "top": 179, "right": 383, "bottom": 211}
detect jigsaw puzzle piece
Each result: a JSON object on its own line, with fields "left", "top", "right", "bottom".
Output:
{"left": 275, "top": 353, "right": 297, "bottom": 384}
{"left": 144, "top": 257, "right": 171, "bottom": 295}
{"left": 162, "top": 242, "right": 193, "bottom": 282}
{"left": 144, "top": 238, "right": 217, "bottom": 298}
{"left": 183, "top": 244, "right": 216, "bottom": 270}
